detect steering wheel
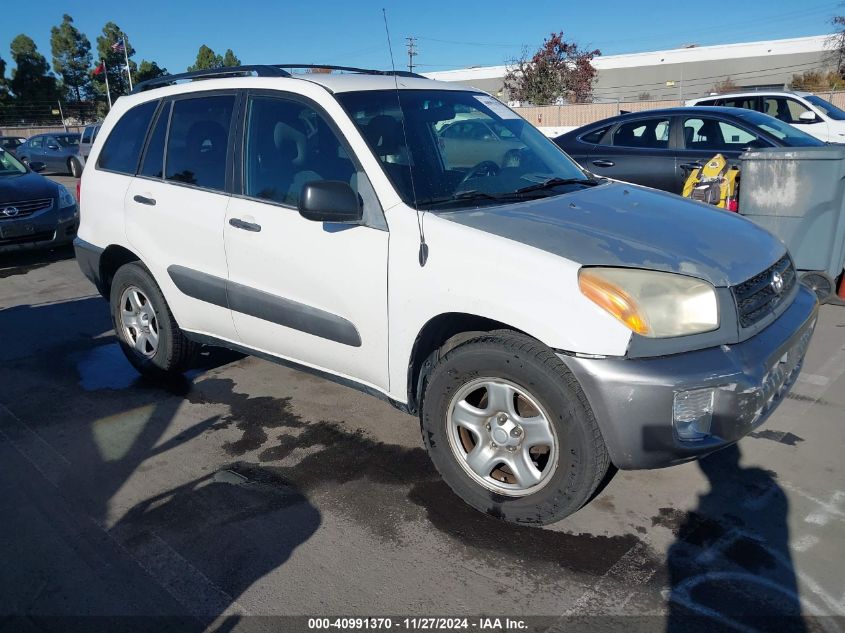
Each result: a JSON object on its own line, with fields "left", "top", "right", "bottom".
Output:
{"left": 459, "top": 160, "right": 500, "bottom": 186}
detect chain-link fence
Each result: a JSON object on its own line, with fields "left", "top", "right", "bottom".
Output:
{"left": 0, "top": 100, "right": 99, "bottom": 137}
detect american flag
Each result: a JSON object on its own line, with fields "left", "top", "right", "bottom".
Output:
{"left": 110, "top": 40, "right": 125, "bottom": 53}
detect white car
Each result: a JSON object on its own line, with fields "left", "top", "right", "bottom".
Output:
{"left": 75, "top": 65, "right": 818, "bottom": 525}
{"left": 686, "top": 91, "right": 845, "bottom": 143}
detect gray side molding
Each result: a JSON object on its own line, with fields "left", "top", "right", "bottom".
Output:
{"left": 167, "top": 265, "right": 362, "bottom": 347}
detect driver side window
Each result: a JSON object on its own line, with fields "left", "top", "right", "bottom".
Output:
{"left": 243, "top": 96, "right": 373, "bottom": 212}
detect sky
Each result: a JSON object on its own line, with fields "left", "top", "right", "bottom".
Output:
{"left": 2, "top": 0, "right": 841, "bottom": 75}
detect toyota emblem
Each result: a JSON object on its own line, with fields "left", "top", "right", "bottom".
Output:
{"left": 771, "top": 271, "right": 785, "bottom": 295}
{"left": 2, "top": 206, "right": 20, "bottom": 218}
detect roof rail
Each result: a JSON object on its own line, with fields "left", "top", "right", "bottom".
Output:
{"left": 272, "top": 64, "right": 425, "bottom": 79}
{"left": 132, "top": 65, "right": 291, "bottom": 93}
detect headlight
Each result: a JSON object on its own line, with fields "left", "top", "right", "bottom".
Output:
{"left": 578, "top": 267, "right": 719, "bottom": 338}
{"left": 57, "top": 184, "right": 76, "bottom": 209}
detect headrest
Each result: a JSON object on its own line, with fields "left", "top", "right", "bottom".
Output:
{"left": 273, "top": 121, "right": 306, "bottom": 166}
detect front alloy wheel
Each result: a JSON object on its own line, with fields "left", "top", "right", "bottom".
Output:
{"left": 447, "top": 378, "right": 558, "bottom": 497}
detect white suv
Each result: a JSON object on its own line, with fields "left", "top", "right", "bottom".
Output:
{"left": 687, "top": 90, "right": 845, "bottom": 143}
{"left": 75, "top": 65, "right": 818, "bottom": 525}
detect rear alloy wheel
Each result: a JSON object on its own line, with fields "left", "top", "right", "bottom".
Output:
{"left": 69, "top": 156, "right": 82, "bottom": 178}
{"left": 800, "top": 271, "right": 835, "bottom": 304}
{"left": 420, "top": 330, "right": 610, "bottom": 525}
{"left": 110, "top": 262, "right": 197, "bottom": 378}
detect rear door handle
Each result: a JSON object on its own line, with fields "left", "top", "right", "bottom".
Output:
{"left": 591, "top": 160, "right": 615, "bottom": 167}
{"left": 133, "top": 194, "right": 156, "bottom": 206}
{"left": 229, "top": 218, "right": 262, "bottom": 232}
{"left": 680, "top": 162, "right": 703, "bottom": 171}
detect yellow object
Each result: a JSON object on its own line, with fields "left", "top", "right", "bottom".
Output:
{"left": 682, "top": 154, "right": 740, "bottom": 210}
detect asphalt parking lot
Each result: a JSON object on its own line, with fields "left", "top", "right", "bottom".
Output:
{"left": 1, "top": 175, "right": 844, "bottom": 632}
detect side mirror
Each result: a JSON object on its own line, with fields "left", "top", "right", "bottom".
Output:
{"left": 29, "top": 161, "right": 46, "bottom": 173}
{"left": 798, "top": 111, "right": 819, "bottom": 123}
{"left": 298, "top": 180, "right": 362, "bottom": 224}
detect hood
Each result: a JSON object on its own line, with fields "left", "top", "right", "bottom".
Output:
{"left": 0, "top": 171, "right": 59, "bottom": 204}
{"left": 440, "top": 182, "right": 786, "bottom": 287}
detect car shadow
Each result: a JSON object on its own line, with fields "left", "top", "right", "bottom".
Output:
{"left": 665, "top": 444, "right": 806, "bottom": 633}
{"left": 0, "top": 296, "right": 320, "bottom": 632}
{"left": 0, "top": 244, "right": 75, "bottom": 279}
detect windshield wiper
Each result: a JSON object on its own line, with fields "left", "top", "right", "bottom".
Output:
{"left": 514, "top": 177, "right": 599, "bottom": 194}
{"left": 418, "top": 190, "right": 504, "bottom": 208}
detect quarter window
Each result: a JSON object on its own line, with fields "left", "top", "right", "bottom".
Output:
{"left": 97, "top": 100, "right": 158, "bottom": 174}
{"left": 612, "top": 118, "right": 670, "bottom": 149}
{"left": 30, "top": 137, "right": 42, "bottom": 149}
{"left": 165, "top": 95, "right": 234, "bottom": 191}
{"left": 580, "top": 125, "right": 611, "bottom": 144}
{"left": 243, "top": 96, "right": 358, "bottom": 207}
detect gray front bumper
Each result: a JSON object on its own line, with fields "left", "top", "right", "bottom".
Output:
{"left": 558, "top": 285, "right": 819, "bottom": 470}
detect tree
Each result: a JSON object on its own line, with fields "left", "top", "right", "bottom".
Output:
{"left": 221, "top": 49, "right": 240, "bottom": 67}
{"left": 829, "top": 15, "right": 845, "bottom": 75}
{"left": 135, "top": 60, "right": 168, "bottom": 84}
{"left": 188, "top": 44, "right": 222, "bottom": 71}
{"left": 50, "top": 14, "right": 93, "bottom": 102}
{"left": 790, "top": 69, "right": 842, "bottom": 92}
{"left": 9, "top": 34, "right": 60, "bottom": 102}
{"left": 0, "top": 55, "right": 8, "bottom": 103}
{"left": 638, "top": 92, "right": 652, "bottom": 101}
{"left": 711, "top": 77, "right": 739, "bottom": 94}
{"left": 93, "top": 22, "right": 136, "bottom": 102}
{"left": 504, "top": 32, "right": 600, "bottom": 105}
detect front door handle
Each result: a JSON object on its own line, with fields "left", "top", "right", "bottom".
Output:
{"left": 229, "top": 218, "right": 262, "bottom": 232}
{"left": 133, "top": 194, "right": 156, "bottom": 206}
{"left": 680, "top": 162, "right": 703, "bottom": 171}
{"left": 591, "top": 159, "right": 615, "bottom": 168}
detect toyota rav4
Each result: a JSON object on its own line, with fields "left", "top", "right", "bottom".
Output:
{"left": 74, "top": 65, "right": 818, "bottom": 525}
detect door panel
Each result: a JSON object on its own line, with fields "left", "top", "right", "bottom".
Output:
{"left": 589, "top": 116, "right": 677, "bottom": 192}
{"left": 224, "top": 93, "right": 389, "bottom": 389}
{"left": 125, "top": 93, "right": 238, "bottom": 341}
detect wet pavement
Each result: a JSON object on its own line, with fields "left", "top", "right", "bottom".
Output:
{"left": 1, "top": 178, "right": 844, "bottom": 632}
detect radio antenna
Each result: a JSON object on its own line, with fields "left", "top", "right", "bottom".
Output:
{"left": 382, "top": 8, "right": 428, "bottom": 266}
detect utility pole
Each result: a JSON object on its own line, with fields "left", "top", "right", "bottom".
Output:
{"left": 406, "top": 36, "right": 417, "bottom": 73}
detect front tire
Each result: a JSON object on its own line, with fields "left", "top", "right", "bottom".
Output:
{"left": 420, "top": 331, "right": 610, "bottom": 525}
{"left": 110, "top": 262, "right": 198, "bottom": 378}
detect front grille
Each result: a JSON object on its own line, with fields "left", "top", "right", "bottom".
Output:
{"left": 0, "top": 230, "right": 55, "bottom": 245}
{"left": 0, "top": 198, "right": 54, "bottom": 220}
{"left": 732, "top": 254, "right": 796, "bottom": 328}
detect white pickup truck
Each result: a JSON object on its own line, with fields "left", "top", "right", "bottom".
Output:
{"left": 75, "top": 65, "right": 817, "bottom": 525}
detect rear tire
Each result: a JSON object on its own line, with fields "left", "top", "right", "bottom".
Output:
{"left": 109, "top": 262, "right": 198, "bottom": 378}
{"left": 68, "top": 156, "right": 82, "bottom": 178}
{"left": 420, "top": 330, "right": 610, "bottom": 525}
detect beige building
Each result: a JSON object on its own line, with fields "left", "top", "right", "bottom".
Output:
{"left": 424, "top": 34, "right": 838, "bottom": 104}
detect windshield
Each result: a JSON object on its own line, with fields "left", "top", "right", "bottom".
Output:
{"left": 804, "top": 94, "right": 845, "bottom": 121}
{"left": 0, "top": 149, "right": 28, "bottom": 176}
{"left": 735, "top": 110, "right": 825, "bottom": 147}
{"left": 336, "top": 90, "right": 594, "bottom": 209}
{"left": 55, "top": 134, "right": 80, "bottom": 147}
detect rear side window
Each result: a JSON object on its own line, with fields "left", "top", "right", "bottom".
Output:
{"left": 721, "top": 97, "right": 758, "bottom": 111}
{"left": 165, "top": 95, "right": 234, "bottom": 191}
{"left": 30, "top": 137, "right": 43, "bottom": 148}
{"left": 612, "top": 118, "right": 670, "bottom": 149}
{"left": 98, "top": 101, "right": 158, "bottom": 174}
{"left": 139, "top": 102, "right": 170, "bottom": 179}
